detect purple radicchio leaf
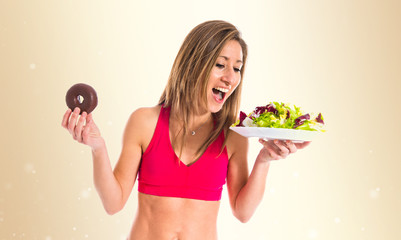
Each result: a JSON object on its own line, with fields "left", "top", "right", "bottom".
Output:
{"left": 254, "top": 106, "right": 267, "bottom": 115}
{"left": 286, "top": 109, "right": 290, "bottom": 119}
{"left": 266, "top": 103, "right": 278, "bottom": 115}
{"left": 293, "top": 114, "right": 310, "bottom": 128}
{"left": 255, "top": 103, "right": 278, "bottom": 115}
{"left": 315, "top": 113, "right": 324, "bottom": 124}
{"left": 236, "top": 111, "right": 248, "bottom": 126}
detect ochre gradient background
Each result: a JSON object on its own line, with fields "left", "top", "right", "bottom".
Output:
{"left": 1, "top": 0, "right": 400, "bottom": 239}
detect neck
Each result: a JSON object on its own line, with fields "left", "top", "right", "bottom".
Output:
{"left": 170, "top": 106, "right": 213, "bottom": 134}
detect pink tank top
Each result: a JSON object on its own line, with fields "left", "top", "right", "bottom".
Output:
{"left": 137, "top": 106, "right": 229, "bottom": 201}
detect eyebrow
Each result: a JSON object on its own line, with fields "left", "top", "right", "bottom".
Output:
{"left": 218, "top": 56, "right": 243, "bottom": 64}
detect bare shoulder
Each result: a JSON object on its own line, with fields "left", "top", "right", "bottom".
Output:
{"left": 124, "top": 105, "right": 162, "bottom": 149}
{"left": 127, "top": 105, "right": 161, "bottom": 128}
{"left": 226, "top": 128, "right": 249, "bottom": 160}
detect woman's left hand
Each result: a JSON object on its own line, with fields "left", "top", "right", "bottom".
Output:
{"left": 257, "top": 139, "right": 311, "bottom": 162}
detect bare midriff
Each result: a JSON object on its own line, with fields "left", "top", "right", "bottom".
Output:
{"left": 128, "top": 192, "right": 220, "bottom": 240}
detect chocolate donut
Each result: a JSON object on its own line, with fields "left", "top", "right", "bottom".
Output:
{"left": 65, "top": 83, "right": 98, "bottom": 114}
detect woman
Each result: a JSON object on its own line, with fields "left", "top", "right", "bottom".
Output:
{"left": 62, "top": 20, "right": 310, "bottom": 240}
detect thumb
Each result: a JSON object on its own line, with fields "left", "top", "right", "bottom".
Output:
{"left": 86, "top": 113, "right": 96, "bottom": 126}
{"left": 87, "top": 113, "right": 93, "bottom": 123}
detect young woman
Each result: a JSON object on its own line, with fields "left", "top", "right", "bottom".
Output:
{"left": 62, "top": 20, "right": 310, "bottom": 240}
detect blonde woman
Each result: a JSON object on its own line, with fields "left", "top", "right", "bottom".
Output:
{"left": 62, "top": 20, "right": 310, "bottom": 240}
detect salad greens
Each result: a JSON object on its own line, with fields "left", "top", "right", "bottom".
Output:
{"left": 233, "top": 102, "right": 325, "bottom": 132}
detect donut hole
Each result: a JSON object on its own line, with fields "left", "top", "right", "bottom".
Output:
{"left": 77, "top": 95, "right": 84, "bottom": 104}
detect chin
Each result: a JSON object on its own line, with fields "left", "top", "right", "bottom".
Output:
{"left": 208, "top": 103, "right": 224, "bottom": 113}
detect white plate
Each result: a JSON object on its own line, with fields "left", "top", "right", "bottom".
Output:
{"left": 229, "top": 127, "right": 317, "bottom": 143}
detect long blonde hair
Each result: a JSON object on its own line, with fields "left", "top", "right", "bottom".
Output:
{"left": 159, "top": 20, "right": 248, "bottom": 159}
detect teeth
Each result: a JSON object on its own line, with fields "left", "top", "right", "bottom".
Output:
{"left": 215, "top": 87, "right": 229, "bottom": 93}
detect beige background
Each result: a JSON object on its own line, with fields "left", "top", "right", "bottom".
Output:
{"left": 1, "top": 0, "right": 400, "bottom": 239}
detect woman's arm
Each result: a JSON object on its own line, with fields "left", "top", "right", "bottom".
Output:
{"left": 92, "top": 109, "right": 144, "bottom": 215}
{"left": 226, "top": 130, "right": 310, "bottom": 223}
{"left": 62, "top": 107, "right": 158, "bottom": 215}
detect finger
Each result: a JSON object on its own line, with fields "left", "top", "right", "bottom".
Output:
{"left": 259, "top": 139, "right": 283, "bottom": 160}
{"left": 274, "top": 140, "right": 290, "bottom": 157}
{"left": 260, "top": 139, "right": 281, "bottom": 152}
{"left": 67, "top": 107, "right": 81, "bottom": 137}
{"left": 87, "top": 113, "right": 94, "bottom": 124}
{"left": 61, "top": 109, "right": 72, "bottom": 129}
{"left": 295, "top": 141, "right": 311, "bottom": 149}
{"left": 259, "top": 139, "right": 276, "bottom": 150}
{"left": 285, "top": 140, "right": 297, "bottom": 154}
{"left": 268, "top": 148, "right": 282, "bottom": 160}
{"left": 75, "top": 112, "right": 87, "bottom": 142}
{"left": 82, "top": 123, "right": 91, "bottom": 144}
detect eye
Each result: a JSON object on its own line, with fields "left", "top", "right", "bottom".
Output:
{"left": 216, "top": 63, "right": 224, "bottom": 68}
{"left": 234, "top": 68, "right": 241, "bottom": 72}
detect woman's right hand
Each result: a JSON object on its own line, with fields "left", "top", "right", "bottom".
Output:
{"left": 62, "top": 107, "right": 104, "bottom": 150}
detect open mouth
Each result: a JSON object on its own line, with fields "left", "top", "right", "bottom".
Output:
{"left": 212, "top": 87, "right": 228, "bottom": 102}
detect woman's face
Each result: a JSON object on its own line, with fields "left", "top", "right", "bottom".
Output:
{"left": 206, "top": 40, "right": 243, "bottom": 113}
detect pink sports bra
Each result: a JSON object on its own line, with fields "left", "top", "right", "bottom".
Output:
{"left": 137, "top": 106, "right": 229, "bottom": 201}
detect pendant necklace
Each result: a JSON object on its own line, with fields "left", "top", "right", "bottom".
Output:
{"left": 190, "top": 119, "right": 209, "bottom": 136}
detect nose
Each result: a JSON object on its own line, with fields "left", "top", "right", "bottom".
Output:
{"left": 221, "top": 68, "right": 237, "bottom": 86}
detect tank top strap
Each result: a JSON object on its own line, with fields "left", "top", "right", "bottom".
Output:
{"left": 158, "top": 105, "right": 167, "bottom": 120}
{"left": 142, "top": 105, "right": 170, "bottom": 156}
{"left": 156, "top": 105, "right": 172, "bottom": 143}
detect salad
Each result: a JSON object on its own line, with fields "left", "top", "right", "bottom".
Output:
{"left": 233, "top": 102, "right": 325, "bottom": 132}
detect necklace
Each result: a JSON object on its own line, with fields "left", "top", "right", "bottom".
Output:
{"left": 190, "top": 119, "right": 209, "bottom": 136}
